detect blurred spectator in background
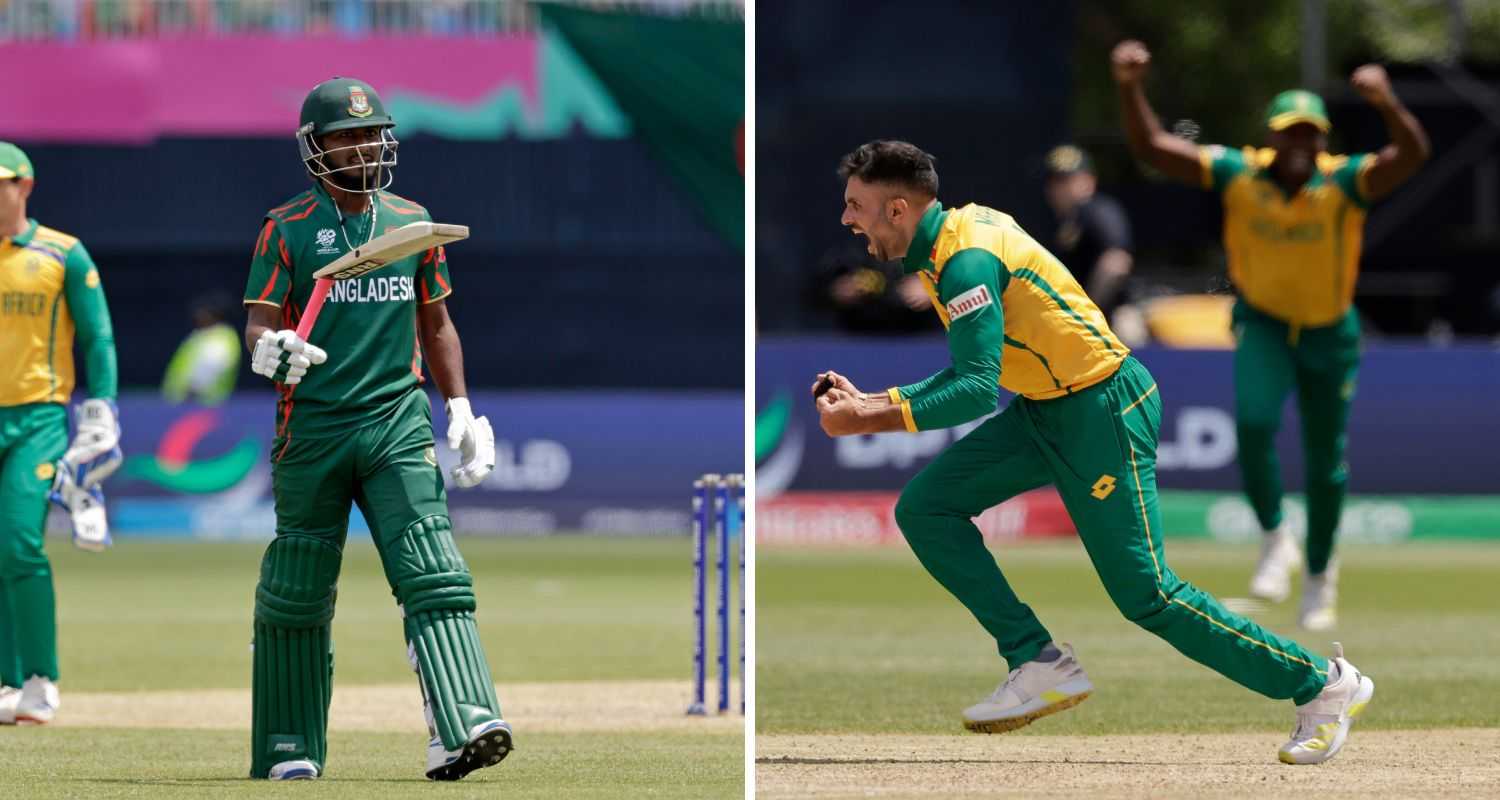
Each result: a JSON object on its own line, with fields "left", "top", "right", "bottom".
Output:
{"left": 808, "top": 242, "right": 936, "bottom": 335}
{"left": 161, "top": 291, "right": 240, "bottom": 406}
{"left": 1043, "top": 145, "right": 1146, "bottom": 344}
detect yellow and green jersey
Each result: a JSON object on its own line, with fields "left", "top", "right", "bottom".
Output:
{"left": 1200, "top": 145, "right": 1375, "bottom": 328}
{"left": 243, "top": 185, "right": 453, "bottom": 441}
{"left": 890, "top": 202, "right": 1128, "bottom": 431}
{"left": 0, "top": 219, "right": 117, "bottom": 407}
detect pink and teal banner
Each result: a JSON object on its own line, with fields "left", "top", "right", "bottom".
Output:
{"left": 0, "top": 32, "right": 627, "bottom": 142}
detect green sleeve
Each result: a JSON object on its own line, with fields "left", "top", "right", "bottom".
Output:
{"left": 244, "top": 219, "right": 292, "bottom": 307}
{"left": 1199, "top": 145, "right": 1248, "bottom": 193}
{"left": 1330, "top": 153, "right": 1373, "bottom": 209}
{"left": 897, "top": 366, "right": 955, "bottom": 400}
{"left": 417, "top": 244, "right": 453, "bottom": 303}
{"left": 63, "top": 241, "right": 118, "bottom": 399}
{"left": 899, "top": 249, "right": 1008, "bottom": 431}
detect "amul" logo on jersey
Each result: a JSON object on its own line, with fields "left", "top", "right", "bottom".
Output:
{"left": 328, "top": 275, "right": 416, "bottom": 304}
{"left": 945, "top": 284, "right": 993, "bottom": 321}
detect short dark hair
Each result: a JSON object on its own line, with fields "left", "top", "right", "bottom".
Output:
{"left": 837, "top": 140, "right": 939, "bottom": 197}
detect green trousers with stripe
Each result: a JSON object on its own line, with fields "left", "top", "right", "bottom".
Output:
{"left": 1233, "top": 302, "right": 1360, "bottom": 576}
{"left": 893, "top": 357, "right": 1328, "bottom": 705}
{"left": 251, "top": 390, "right": 502, "bottom": 777}
{"left": 0, "top": 403, "right": 67, "bottom": 687}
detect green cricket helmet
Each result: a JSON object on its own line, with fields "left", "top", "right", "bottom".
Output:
{"left": 297, "top": 77, "right": 399, "bottom": 193}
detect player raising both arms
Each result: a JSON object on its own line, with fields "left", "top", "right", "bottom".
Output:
{"left": 0, "top": 142, "right": 121, "bottom": 726}
{"left": 816, "top": 140, "right": 1372, "bottom": 765}
{"left": 1113, "top": 40, "right": 1430, "bottom": 629}
{"left": 242, "top": 78, "right": 507, "bottom": 781}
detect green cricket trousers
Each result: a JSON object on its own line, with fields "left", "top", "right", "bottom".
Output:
{"left": 893, "top": 356, "right": 1328, "bottom": 705}
{"left": 1233, "top": 301, "right": 1360, "bottom": 576}
{"left": 0, "top": 403, "right": 67, "bottom": 686}
{"left": 251, "top": 389, "right": 501, "bottom": 778}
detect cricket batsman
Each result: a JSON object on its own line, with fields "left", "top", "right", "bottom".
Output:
{"left": 816, "top": 140, "right": 1372, "bottom": 764}
{"left": 0, "top": 142, "right": 121, "bottom": 725}
{"left": 242, "top": 78, "right": 508, "bottom": 781}
{"left": 1113, "top": 41, "right": 1430, "bottom": 628}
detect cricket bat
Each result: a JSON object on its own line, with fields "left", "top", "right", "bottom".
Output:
{"left": 295, "top": 221, "right": 469, "bottom": 341}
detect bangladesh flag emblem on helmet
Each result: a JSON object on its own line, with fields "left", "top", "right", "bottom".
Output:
{"left": 348, "top": 86, "right": 373, "bottom": 118}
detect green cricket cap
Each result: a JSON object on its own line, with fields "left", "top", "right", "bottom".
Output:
{"left": 1265, "top": 90, "right": 1330, "bottom": 133}
{"left": 0, "top": 142, "right": 34, "bottom": 181}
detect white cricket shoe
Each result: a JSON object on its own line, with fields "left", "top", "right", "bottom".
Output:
{"left": 1249, "top": 525, "right": 1301, "bottom": 603}
{"left": 268, "top": 759, "right": 319, "bottom": 780}
{"left": 0, "top": 686, "right": 19, "bottom": 724}
{"left": 962, "top": 643, "right": 1093, "bottom": 733}
{"left": 425, "top": 718, "right": 513, "bottom": 781}
{"left": 1299, "top": 560, "right": 1339, "bottom": 631}
{"left": 14, "top": 676, "right": 59, "bottom": 725}
{"left": 1279, "top": 642, "right": 1373, "bottom": 764}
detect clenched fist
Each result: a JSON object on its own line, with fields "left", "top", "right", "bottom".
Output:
{"left": 251, "top": 329, "right": 328, "bottom": 385}
{"left": 1112, "top": 40, "right": 1151, "bottom": 86}
{"left": 1350, "top": 64, "right": 1394, "bottom": 108}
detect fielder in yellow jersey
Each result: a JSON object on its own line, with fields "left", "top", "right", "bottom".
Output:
{"left": 815, "top": 140, "right": 1373, "bottom": 765}
{"left": 1114, "top": 40, "right": 1429, "bottom": 630}
{"left": 0, "top": 142, "right": 121, "bottom": 726}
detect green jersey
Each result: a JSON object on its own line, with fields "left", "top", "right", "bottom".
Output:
{"left": 243, "top": 184, "right": 453, "bottom": 442}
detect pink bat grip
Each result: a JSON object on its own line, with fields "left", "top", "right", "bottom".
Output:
{"left": 295, "top": 278, "right": 333, "bottom": 341}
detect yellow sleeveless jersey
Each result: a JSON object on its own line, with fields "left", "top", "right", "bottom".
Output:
{"left": 1, "top": 222, "right": 89, "bottom": 405}
{"left": 904, "top": 202, "right": 1127, "bottom": 406}
{"left": 1200, "top": 145, "right": 1374, "bottom": 327}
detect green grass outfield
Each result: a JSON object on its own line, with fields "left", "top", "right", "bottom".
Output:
{"left": 8, "top": 729, "right": 735, "bottom": 800}
{"left": 7, "top": 536, "right": 743, "bottom": 799}
{"left": 758, "top": 540, "right": 1500, "bottom": 735}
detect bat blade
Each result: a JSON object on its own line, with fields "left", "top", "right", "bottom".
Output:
{"left": 312, "top": 221, "right": 469, "bottom": 280}
{"left": 294, "top": 220, "right": 469, "bottom": 342}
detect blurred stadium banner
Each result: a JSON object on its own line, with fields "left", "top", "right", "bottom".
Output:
{"left": 758, "top": 337, "right": 1500, "bottom": 544}
{"left": 61, "top": 390, "right": 742, "bottom": 539}
{"left": 0, "top": 29, "right": 625, "bottom": 142}
{"left": 541, "top": 3, "right": 744, "bottom": 247}
{"left": 759, "top": 490, "right": 1500, "bottom": 547}
{"left": 1, "top": 0, "right": 745, "bottom": 247}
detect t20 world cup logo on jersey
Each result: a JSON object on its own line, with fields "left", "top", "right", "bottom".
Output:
{"left": 315, "top": 228, "right": 340, "bottom": 255}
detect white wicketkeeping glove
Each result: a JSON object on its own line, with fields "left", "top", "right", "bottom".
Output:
{"left": 50, "top": 460, "right": 112, "bottom": 551}
{"left": 60, "top": 398, "right": 122, "bottom": 488}
{"left": 444, "top": 397, "right": 495, "bottom": 489}
{"left": 250, "top": 329, "right": 328, "bottom": 385}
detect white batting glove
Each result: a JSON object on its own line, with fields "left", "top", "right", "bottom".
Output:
{"left": 59, "top": 398, "right": 122, "bottom": 488}
{"left": 251, "top": 329, "right": 328, "bottom": 385}
{"left": 444, "top": 397, "right": 495, "bottom": 489}
{"left": 49, "top": 460, "right": 112, "bottom": 551}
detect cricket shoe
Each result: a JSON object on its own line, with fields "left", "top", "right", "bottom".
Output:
{"left": 1279, "top": 642, "right": 1373, "bottom": 765}
{"left": 962, "top": 643, "right": 1093, "bottom": 733}
{"left": 1249, "top": 525, "right": 1301, "bottom": 603}
{"left": 14, "top": 676, "right": 59, "bottom": 725}
{"left": 426, "top": 718, "right": 514, "bottom": 781}
{"left": 0, "top": 686, "right": 19, "bottom": 724}
{"left": 268, "top": 760, "right": 319, "bottom": 780}
{"left": 1299, "top": 560, "right": 1339, "bottom": 631}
